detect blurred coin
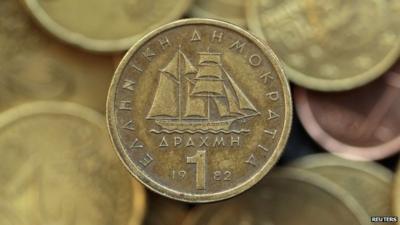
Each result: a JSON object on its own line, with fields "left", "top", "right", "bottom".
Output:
{"left": 22, "top": 0, "right": 192, "bottom": 52}
{"left": 294, "top": 62, "right": 400, "bottom": 160}
{"left": 107, "top": 19, "right": 292, "bottom": 202}
{"left": 0, "top": 102, "right": 146, "bottom": 225}
{"left": 144, "top": 194, "right": 188, "bottom": 225}
{"left": 182, "top": 168, "right": 370, "bottom": 225}
{"left": 0, "top": 0, "right": 114, "bottom": 113}
{"left": 291, "top": 153, "right": 393, "bottom": 224}
{"left": 189, "top": 0, "right": 246, "bottom": 27}
{"left": 395, "top": 160, "right": 400, "bottom": 223}
{"left": 246, "top": 0, "right": 400, "bottom": 91}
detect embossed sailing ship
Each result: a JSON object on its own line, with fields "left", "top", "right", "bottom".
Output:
{"left": 147, "top": 48, "right": 259, "bottom": 133}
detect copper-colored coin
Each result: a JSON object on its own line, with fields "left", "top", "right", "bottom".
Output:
{"left": 0, "top": 0, "right": 114, "bottom": 113}
{"left": 22, "top": 0, "right": 192, "bottom": 52}
{"left": 394, "top": 160, "right": 400, "bottom": 224}
{"left": 107, "top": 19, "right": 292, "bottom": 202}
{"left": 294, "top": 61, "right": 400, "bottom": 160}
{"left": 291, "top": 153, "right": 393, "bottom": 224}
{"left": 182, "top": 168, "right": 370, "bottom": 225}
{"left": 0, "top": 102, "right": 146, "bottom": 225}
{"left": 246, "top": 0, "right": 400, "bottom": 91}
{"left": 189, "top": 0, "right": 247, "bottom": 27}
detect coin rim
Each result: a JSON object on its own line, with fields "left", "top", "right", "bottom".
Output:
{"left": 294, "top": 86, "right": 400, "bottom": 161}
{"left": 189, "top": 0, "right": 247, "bottom": 27}
{"left": 107, "top": 18, "right": 293, "bottom": 203}
{"left": 245, "top": 0, "right": 400, "bottom": 91}
{"left": 181, "top": 168, "right": 371, "bottom": 225}
{"left": 22, "top": 0, "right": 193, "bottom": 52}
{"left": 290, "top": 153, "right": 394, "bottom": 184}
{"left": 0, "top": 101, "right": 147, "bottom": 225}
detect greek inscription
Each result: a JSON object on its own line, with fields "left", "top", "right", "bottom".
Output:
{"left": 142, "top": 48, "right": 156, "bottom": 61}
{"left": 266, "top": 91, "right": 279, "bottom": 101}
{"left": 211, "top": 31, "right": 224, "bottom": 43}
{"left": 229, "top": 40, "right": 246, "bottom": 53}
{"left": 159, "top": 37, "right": 171, "bottom": 50}
{"left": 191, "top": 29, "right": 201, "bottom": 42}
{"left": 139, "top": 153, "right": 153, "bottom": 167}
{"left": 245, "top": 154, "right": 257, "bottom": 167}
{"left": 249, "top": 54, "right": 262, "bottom": 67}
{"left": 119, "top": 100, "right": 132, "bottom": 110}
{"left": 122, "top": 79, "right": 136, "bottom": 91}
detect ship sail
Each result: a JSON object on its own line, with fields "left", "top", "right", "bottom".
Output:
{"left": 147, "top": 73, "right": 178, "bottom": 118}
{"left": 223, "top": 66, "right": 258, "bottom": 114}
{"left": 184, "top": 83, "right": 207, "bottom": 117}
{"left": 147, "top": 49, "right": 197, "bottom": 119}
{"left": 147, "top": 49, "right": 259, "bottom": 132}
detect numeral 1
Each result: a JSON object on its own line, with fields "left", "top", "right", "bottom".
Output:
{"left": 187, "top": 150, "right": 206, "bottom": 190}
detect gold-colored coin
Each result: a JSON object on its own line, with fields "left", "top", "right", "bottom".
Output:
{"left": 182, "top": 168, "right": 370, "bottom": 225}
{"left": 144, "top": 194, "right": 188, "bottom": 225}
{"left": 189, "top": 0, "right": 246, "bottom": 27}
{"left": 107, "top": 19, "right": 292, "bottom": 202}
{"left": 0, "top": 0, "right": 114, "bottom": 113}
{"left": 246, "top": 0, "right": 400, "bottom": 91}
{"left": 291, "top": 153, "right": 393, "bottom": 225}
{"left": 395, "top": 160, "right": 400, "bottom": 224}
{"left": 0, "top": 102, "right": 146, "bottom": 225}
{"left": 22, "top": 0, "right": 192, "bottom": 52}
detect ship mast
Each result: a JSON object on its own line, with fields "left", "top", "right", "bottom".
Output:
{"left": 178, "top": 45, "right": 182, "bottom": 121}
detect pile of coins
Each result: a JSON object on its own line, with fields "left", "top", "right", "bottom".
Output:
{"left": 0, "top": 0, "right": 399, "bottom": 224}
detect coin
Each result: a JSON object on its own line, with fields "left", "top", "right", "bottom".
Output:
{"left": 394, "top": 160, "right": 400, "bottom": 224}
{"left": 0, "top": 102, "right": 146, "bottom": 225}
{"left": 0, "top": 0, "right": 114, "bottom": 113}
{"left": 107, "top": 19, "right": 292, "bottom": 202}
{"left": 182, "top": 168, "right": 370, "bottom": 225}
{"left": 291, "top": 153, "right": 393, "bottom": 224}
{"left": 22, "top": 0, "right": 192, "bottom": 52}
{"left": 294, "top": 61, "right": 400, "bottom": 160}
{"left": 189, "top": 0, "right": 246, "bottom": 27}
{"left": 144, "top": 194, "right": 188, "bottom": 225}
{"left": 246, "top": 0, "right": 400, "bottom": 91}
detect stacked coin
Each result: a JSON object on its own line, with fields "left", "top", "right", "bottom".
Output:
{"left": 1, "top": 0, "right": 399, "bottom": 224}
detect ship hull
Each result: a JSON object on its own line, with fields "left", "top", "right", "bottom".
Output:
{"left": 155, "top": 120, "right": 233, "bottom": 131}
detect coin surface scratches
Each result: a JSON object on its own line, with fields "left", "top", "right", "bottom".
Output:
{"left": 107, "top": 19, "right": 292, "bottom": 202}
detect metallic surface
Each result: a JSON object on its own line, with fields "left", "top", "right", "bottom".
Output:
{"left": 23, "top": 0, "right": 192, "bottom": 52}
{"left": 0, "top": 102, "right": 146, "bottom": 225}
{"left": 107, "top": 19, "right": 292, "bottom": 202}
{"left": 144, "top": 194, "right": 188, "bottom": 225}
{"left": 182, "top": 168, "right": 370, "bottom": 225}
{"left": 246, "top": 0, "right": 400, "bottom": 91}
{"left": 291, "top": 153, "right": 393, "bottom": 224}
{"left": 294, "top": 61, "right": 400, "bottom": 160}
{"left": 0, "top": 0, "right": 114, "bottom": 113}
{"left": 190, "top": 0, "right": 246, "bottom": 27}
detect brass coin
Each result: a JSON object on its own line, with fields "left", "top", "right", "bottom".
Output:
{"left": 291, "top": 153, "right": 393, "bottom": 224}
{"left": 0, "top": 0, "right": 114, "bottom": 113}
{"left": 0, "top": 102, "right": 146, "bottom": 225}
{"left": 182, "top": 168, "right": 370, "bottom": 225}
{"left": 144, "top": 194, "right": 188, "bottom": 225}
{"left": 395, "top": 160, "right": 400, "bottom": 223}
{"left": 246, "top": 0, "right": 400, "bottom": 91}
{"left": 107, "top": 19, "right": 292, "bottom": 202}
{"left": 189, "top": 0, "right": 247, "bottom": 27}
{"left": 22, "top": 0, "right": 192, "bottom": 52}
